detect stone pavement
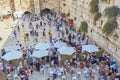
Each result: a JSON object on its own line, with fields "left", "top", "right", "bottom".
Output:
{"left": 2, "top": 18, "right": 62, "bottom": 48}
{"left": 1, "top": 18, "right": 100, "bottom": 80}
{"left": 0, "top": 18, "right": 18, "bottom": 50}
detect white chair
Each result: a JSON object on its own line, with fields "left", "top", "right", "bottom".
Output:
{"left": 115, "top": 78, "right": 119, "bottom": 80}
{"left": 72, "top": 76, "right": 77, "bottom": 80}
{"left": 62, "top": 75, "right": 66, "bottom": 80}
{"left": 77, "top": 62, "right": 80, "bottom": 67}
{"left": 40, "top": 67, "right": 45, "bottom": 75}
{"left": 13, "top": 73, "right": 18, "bottom": 79}
{"left": 49, "top": 71, "right": 54, "bottom": 77}
{"left": 56, "top": 79, "right": 61, "bottom": 80}
{"left": 46, "top": 64, "right": 50, "bottom": 69}
{"left": 58, "top": 72, "right": 62, "bottom": 77}
{"left": 7, "top": 74, "right": 13, "bottom": 80}
{"left": 72, "top": 74, "right": 77, "bottom": 80}
{"left": 92, "top": 69, "right": 96, "bottom": 74}
{"left": 77, "top": 71, "right": 81, "bottom": 77}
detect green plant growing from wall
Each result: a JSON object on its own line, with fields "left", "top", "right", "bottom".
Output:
{"left": 102, "top": 6, "right": 120, "bottom": 36}
{"left": 101, "top": 0, "right": 107, "bottom": 2}
{"left": 94, "top": 12, "right": 102, "bottom": 21}
{"left": 102, "top": 19, "right": 118, "bottom": 36}
{"left": 90, "top": 0, "right": 101, "bottom": 25}
{"left": 90, "top": 0, "right": 99, "bottom": 14}
{"left": 80, "top": 21, "right": 88, "bottom": 33}
{"left": 67, "top": 12, "right": 70, "bottom": 17}
{"left": 113, "top": 34, "right": 119, "bottom": 40}
{"left": 104, "top": 6, "right": 120, "bottom": 19}
{"left": 94, "top": 12, "right": 102, "bottom": 25}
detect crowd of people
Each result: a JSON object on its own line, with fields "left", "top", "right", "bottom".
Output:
{"left": 0, "top": 10, "right": 120, "bottom": 80}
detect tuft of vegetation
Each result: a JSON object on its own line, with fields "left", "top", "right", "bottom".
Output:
{"left": 104, "top": 6, "right": 120, "bottom": 18}
{"left": 102, "top": 6, "right": 120, "bottom": 36}
{"left": 102, "top": 19, "right": 118, "bottom": 36}
{"left": 94, "top": 12, "right": 102, "bottom": 25}
{"left": 90, "top": 0, "right": 99, "bottom": 14}
{"left": 67, "top": 12, "right": 70, "bottom": 17}
{"left": 90, "top": 0, "right": 99, "bottom": 6}
{"left": 114, "top": 34, "right": 119, "bottom": 40}
{"left": 94, "top": 12, "right": 102, "bottom": 21}
{"left": 80, "top": 21, "right": 88, "bottom": 33}
{"left": 101, "top": 0, "right": 107, "bottom": 2}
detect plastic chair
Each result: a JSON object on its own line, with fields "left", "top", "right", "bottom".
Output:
{"left": 72, "top": 76, "right": 77, "bottom": 80}
{"left": 40, "top": 67, "right": 45, "bottom": 75}
{"left": 72, "top": 74, "right": 77, "bottom": 80}
{"left": 62, "top": 75, "right": 66, "bottom": 80}
{"left": 77, "top": 71, "right": 81, "bottom": 77}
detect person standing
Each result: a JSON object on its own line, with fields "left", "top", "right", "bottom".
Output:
{"left": 61, "top": 30, "right": 64, "bottom": 39}
{"left": 40, "top": 21, "right": 42, "bottom": 27}
{"left": 49, "top": 33, "right": 52, "bottom": 44}
{"left": 13, "top": 30, "right": 17, "bottom": 38}
{"left": 26, "top": 33, "right": 29, "bottom": 41}
{"left": 42, "top": 29, "right": 46, "bottom": 38}
{"left": 24, "top": 34, "right": 27, "bottom": 42}
{"left": 68, "top": 34, "right": 71, "bottom": 42}
{"left": 17, "top": 25, "right": 20, "bottom": 32}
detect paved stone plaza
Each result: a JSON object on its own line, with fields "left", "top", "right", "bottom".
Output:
{"left": 0, "top": 17, "right": 100, "bottom": 80}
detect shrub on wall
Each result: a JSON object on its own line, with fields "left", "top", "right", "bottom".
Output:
{"left": 103, "top": 6, "right": 120, "bottom": 36}
{"left": 90, "top": 0, "right": 99, "bottom": 14}
{"left": 67, "top": 12, "right": 70, "bottom": 17}
{"left": 114, "top": 34, "right": 119, "bottom": 40}
{"left": 94, "top": 12, "right": 102, "bottom": 25}
{"left": 102, "top": 19, "right": 118, "bottom": 36}
{"left": 104, "top": 6, "right": 120, "bottom": 18}
{"left": 80, "top": 21, "right": 88, "bottom": 33}
{"left": 101, "top": 0, "right": 107, "bottom": 2}
{"left": 94, "top": 12, "right": 102, "bottom": 21}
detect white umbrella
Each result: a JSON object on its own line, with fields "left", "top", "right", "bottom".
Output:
{"left": 2, "top": 51, "right": 22, "bottom": 61}
{"left": 13, "top": 11, "right": 23, "bottom": 18}
{"left": 34, "top": 42, "right": 50, "bottom": 50}
{"left": 58, "top": 46, "right": 76, "bottom": 55}
{"left": 5, "top": 45, "right": 20, "bottom": 52}
{"left": 54, "top": 41, "right": 67, "bottom": 48}
{"left": 82, "top": 45, "right": 99, "bottom": 53}
{"left": 32, "top": 50, "right": 48, "bottom": 58}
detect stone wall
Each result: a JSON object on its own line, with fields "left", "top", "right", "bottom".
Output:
{"left": 60, "top": 0, "right": 120, "bottom": 61}
{"left": 0, "top": 0, "right": 120, "bottom": 61}
{"left": 0, "top": 0, "right": 11, "bottom": 12}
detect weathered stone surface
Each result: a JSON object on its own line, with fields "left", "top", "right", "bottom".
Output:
{"left": 0, "top": 0, "right": 120, "bottom": 63}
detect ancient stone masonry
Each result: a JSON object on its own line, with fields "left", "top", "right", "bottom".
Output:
{"left": 60, "top": 0, "right": 120, "bottom": 61}
{"left": 0, "top": 0, "right": 120, "bottom": 61}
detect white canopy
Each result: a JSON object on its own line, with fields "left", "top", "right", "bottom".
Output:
{"left": 82, "top": 45, "right": 99, "bottom": 53}
{"left": 2, "top": 51, "right": 22, "bottom": 61}
{"left": 13, "top": 11, "right": 23, "bottom": 18}
{"left": 5, "top": 45, "right": 20, "bottom": 52}
{"left": 54, "top": 41, "right": 67, "bottom": 48}
{"left": 32, "top": 50, "right": 48, "bottom": 58}
{"left": 58, "top": 46, "right": 76, "bottom": 55}
{"left": 34, "top": 42, "right": 51, "bottom": 50}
